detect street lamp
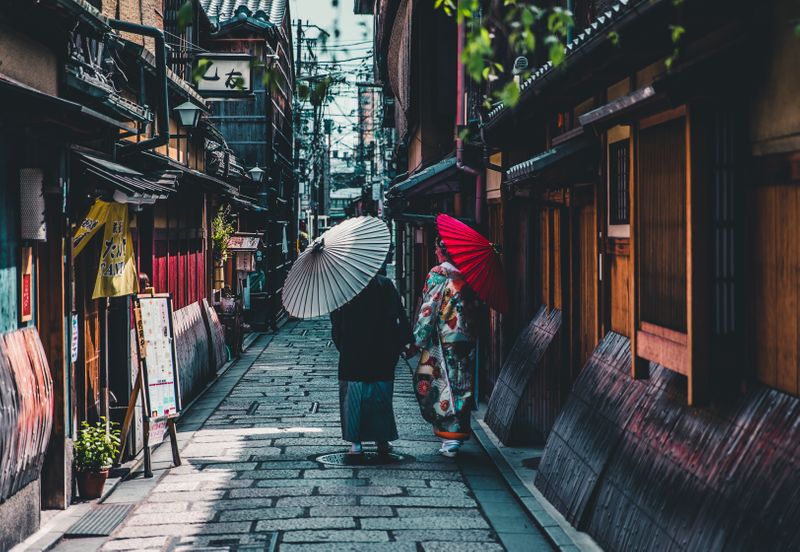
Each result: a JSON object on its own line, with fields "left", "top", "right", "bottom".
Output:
{"left": 173, "top": 101, "right": 202, "bottom": 128}
{"left": 248, "top": 165, "right": 265, "bottom": 183}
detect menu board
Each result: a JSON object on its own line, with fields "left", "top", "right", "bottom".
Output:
{"left": 135, "top": 295, "right": 181, "bottom": 419}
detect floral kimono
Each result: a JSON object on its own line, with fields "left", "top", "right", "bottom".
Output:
{"left": 412, "top": 262, "right": 477, "bottom": 440}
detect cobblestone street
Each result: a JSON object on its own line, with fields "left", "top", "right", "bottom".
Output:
{"left": 87, "top": 319, "right": 552, "bottom": 551}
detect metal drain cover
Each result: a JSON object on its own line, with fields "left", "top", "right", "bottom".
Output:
{"left": 315, "top": 451, "right": 408, "bottom": 466}
{"left": 65, "top": 504, "right": 134, "bottom": 537}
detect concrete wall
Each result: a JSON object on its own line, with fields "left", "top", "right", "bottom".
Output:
{"left": 0, "top": 480, "right": 40, "bottom": 552}
{"left": 0, "top": 23, "right": 58, "bottom": 95}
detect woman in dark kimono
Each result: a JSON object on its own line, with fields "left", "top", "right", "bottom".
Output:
{"left": 330, "top": 271, "right": 412, "bottom": 455}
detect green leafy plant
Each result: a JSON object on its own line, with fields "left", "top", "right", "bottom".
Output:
{"left": 74, "top": 417, "right": 121, "bottom": 472}
{"left": 212, "top": 204, "right": 235, "bottom": 262}
{"left": 177, "top": 1, "right": 194, "bottom": 32}
{"left": 436, "top": 0, "right": 690, "bottom": 108}
{"left": 438, "top": 0, "right": 574, "bottom": 108}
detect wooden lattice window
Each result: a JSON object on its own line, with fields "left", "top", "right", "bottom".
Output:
{"left": 609, "top": 141, "right": 630, "bottom": 225}
{"left": 607, "top": 126, "right": 631, "bottom": 238}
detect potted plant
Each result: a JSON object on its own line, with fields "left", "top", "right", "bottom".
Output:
{"left": 74, "top": 417, "right": 121, "bottom": 499}
{"left": 211, "top": 204, "right": 235, "bottom": 290}
{"left": 219, "top": 286, "right": 237, "bottom": 314}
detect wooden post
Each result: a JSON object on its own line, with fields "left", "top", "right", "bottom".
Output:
{"left": 629, "top": 120, "right": 649, "bottom": 379}
{"left": 168, "top": 418, "right": 182, "bottom": 467}
{"left": 143, "top": 419, "right": 152, "bottom": 478}
{"left": 115, "top": 365, "right": 142, "bottom": 466}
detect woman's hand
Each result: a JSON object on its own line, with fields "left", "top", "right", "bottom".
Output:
{"left": 402, "top": 344, "right": 419, "bottom": 359}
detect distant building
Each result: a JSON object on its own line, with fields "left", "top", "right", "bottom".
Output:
{"left": 329, "top": 188, "right": 363, "bottom": 221}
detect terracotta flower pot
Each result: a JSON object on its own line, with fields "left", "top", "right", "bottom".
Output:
{"left": 76, "top": 468, "right": 109, "bottom": 499}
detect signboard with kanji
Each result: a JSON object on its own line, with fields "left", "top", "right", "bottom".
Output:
{"left": 195, "top": 54, "right": 252, "bottom": 96}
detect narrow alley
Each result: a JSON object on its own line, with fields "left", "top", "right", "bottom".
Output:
{"left": 65, "top": 319, "right": 551, "bottom": 552}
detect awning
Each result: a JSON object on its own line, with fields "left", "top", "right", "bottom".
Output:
{"left": 138, "top": 151, "right": 239, "bottom": 196}
{"left": 134, "top": 150, "right": 263, "bottom": 210}
{"left": 505, "top": 135, "right": 597, "bottom": 187}
{"left": 75, "top": 152, "right": 181, "bottom": 203}
{"left": 230, "top": 194, "right": 266, "bottom": 212}
{"left": 0, "top": 75, "right": 129, "bottom": 133}
{"left": 578, "top": 85, "right": 662, "bottom": 129}
{"left": 387, "top": 156, "right": 459, "bottom": 198}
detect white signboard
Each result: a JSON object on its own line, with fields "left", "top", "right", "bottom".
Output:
{"left": 195, "top": 54, "right": 252, "bottom": 95}
{"left": 136, "top": 295, "right": 180, "bottom": 419}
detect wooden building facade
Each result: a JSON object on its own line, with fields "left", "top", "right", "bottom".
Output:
{"left": 0, "top": 2, "right": 281, "bottom": 548}
{"left": 198, "top": 0, "right": 297, "bottom": 329}
{"left": 480, "top": 0, "right": 800, "bottom": 548}
{"left": 371, "top": 0, "right": 800, "bottom": 547}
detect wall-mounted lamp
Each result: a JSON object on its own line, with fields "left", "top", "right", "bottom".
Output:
{"left": 173, "top": 101, "right": 202, "bottom": 128}
{"left": 248, "top": 165, "right": 265, "bottom": 183}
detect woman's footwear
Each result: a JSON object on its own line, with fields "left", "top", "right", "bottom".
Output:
{"left": 347, "top": 442, "right": 363, "bottom": 455}
{"left": 377, "top": 442, "right": 393, "bottom": 455}
{"left": 438, "top": 440, "right": 461, "bottom": 458}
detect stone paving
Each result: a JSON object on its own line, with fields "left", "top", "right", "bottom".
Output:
{"left": 96, "top": 319, "right": 553, "bottom": 551}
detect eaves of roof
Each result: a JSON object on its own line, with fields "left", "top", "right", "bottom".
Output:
{"left": 386, "top": 156, "right": 458, "bottom": 198}
{"left": 52, "top": 0, "right": 110, "bottom": 32}
{"left": 505, "top": 134, "right": 596, "bottom": 186}
{"left": 485, "top": 0, "right": 667, "bottom": 127}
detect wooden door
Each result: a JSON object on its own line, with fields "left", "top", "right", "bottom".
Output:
{"left": 571, "top": 186, "right": 598, "bottom": 380}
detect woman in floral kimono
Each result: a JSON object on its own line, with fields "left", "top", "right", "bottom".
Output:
{"left": 407, "top": 237, "right": 477, "bottom": 457}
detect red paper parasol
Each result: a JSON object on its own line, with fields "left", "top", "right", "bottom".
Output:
{"left": 436, "top": 214, "right": 508, "bottom": 313}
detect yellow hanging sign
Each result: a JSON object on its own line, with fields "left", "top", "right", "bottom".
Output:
{"left": 72, "top": 199, "right": 110, "bottom": 257}
{"left": 73, "top": 199, "right": 139, "bottom": 298}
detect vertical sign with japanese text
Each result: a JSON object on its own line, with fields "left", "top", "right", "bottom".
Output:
{"left": 20, "top": 247, "right": 32, "bottom": 322}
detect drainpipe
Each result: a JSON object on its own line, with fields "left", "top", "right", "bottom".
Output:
{"left": 109, "top": 19, "right": 169, "bottom": 155}
{"left": 455, "top": 5, "right": 485, "bottom": 225}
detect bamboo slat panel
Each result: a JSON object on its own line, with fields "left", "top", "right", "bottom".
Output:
{"left": 485, "top": 307, "right": 562, "bottom": 445}
{"left": 535, "top": 332, "right": 800, "bottom": 551}
{"left": 0, "top": 328, "right": 54, "bottom": 501}
{"left": 203, "top": 299, "right": 227, "bottom": 370}
{"left": 173, "top": 302, "right": 212, "bottom": 407}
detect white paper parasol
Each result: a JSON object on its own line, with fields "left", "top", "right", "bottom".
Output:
{"left": 282, "top": 216, "right": 391, "bottom": 318}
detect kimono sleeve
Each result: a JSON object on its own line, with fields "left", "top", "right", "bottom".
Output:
{"left": 330, "top": 310, "right": 342, "bottom": 351}
{"left": 392, "top": 284, "right": 413, "bottom": 352}
{"left": 412, "top": 269, "right": 446, "bottom": 348}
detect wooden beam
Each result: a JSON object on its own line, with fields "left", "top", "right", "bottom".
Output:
{"left": 687, "top": 105, "right": 711, "bottom": 405}
{"left": 636, "top": 329, "right": 689, "bottom": 376}
{"left": 630, "top": 121, "right": 648, "bottom": 378}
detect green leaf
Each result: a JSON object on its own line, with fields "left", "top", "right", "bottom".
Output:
{"left": 177, "top": 1, "right": 193, "bottom": 32}
{"left": 670, "top": 24, "right": 685, "bottom": 44}
{"left": 192, "top": 59, "right": 213, "bottom": 85}
{"left": 521, "top": 8, "right": 534, "bottom": 27}
{"left": 498, "top": 81, "right": 520, "bottom": 107}
{"left": 548, "top": 41, "right": 566, "bottom": 67}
